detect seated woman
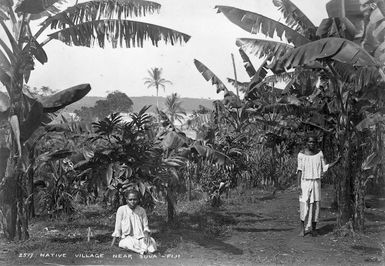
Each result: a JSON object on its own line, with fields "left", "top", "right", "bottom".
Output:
{"left": 111, "top": 189, "right": 157, "bottom": 254}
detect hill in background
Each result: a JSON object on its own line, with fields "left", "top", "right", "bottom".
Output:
{"left": 64, "top": 96, "right": 215, "bottom": 113}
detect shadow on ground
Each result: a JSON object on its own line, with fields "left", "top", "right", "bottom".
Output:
{"left": 233, "top": 227, "right": 293, "bottom": 233}
{"left": 152, "top": 209, "right": 244, "bottom": 255}
{"left": 317, "top": 224, "right": 334, "bottom": 235}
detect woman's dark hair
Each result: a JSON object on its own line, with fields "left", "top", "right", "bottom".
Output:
{"left": 124, "top": 189, "right": 140, "bottom": 199}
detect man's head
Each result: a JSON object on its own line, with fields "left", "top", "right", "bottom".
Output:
{"left": 125, "top": 189, "right": 140, "bottom": 209}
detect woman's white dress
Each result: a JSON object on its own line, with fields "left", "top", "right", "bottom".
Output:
{"left": 297, "top": 151, "right": 329, "bottom": 229}
{"left": 112, "top": 205, "right": 157, "bottom": 254}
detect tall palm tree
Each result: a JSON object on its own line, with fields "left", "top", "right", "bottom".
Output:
{"left": 144, "top": 67, "right": 172, "bottom": 108}
{"left": 0, "top": 0, "right": 190, "bottom": 240}
{"left": 164, "top": 93, "right": 186, "bottom": 125}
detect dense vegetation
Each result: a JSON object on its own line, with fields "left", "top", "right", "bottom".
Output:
{"left": 0, "top": 0, "right": 384, "bottom": 252}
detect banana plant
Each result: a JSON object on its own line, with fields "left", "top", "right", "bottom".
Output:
{"left": 0, "top": 0, "right": 190, "bottom": 240}
{"left": 216, "top": 0, "right": 385, "bottom": 231}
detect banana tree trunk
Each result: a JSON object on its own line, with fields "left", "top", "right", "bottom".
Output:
{"left": 166, "top": 187, "right": 176, "bottom": 223}
{"left": 336, "top": 135, "right": 354, "bottom": 229}
{"left": 3, "top": 151, "right": 19, "bottom": 240}
{"left": 187, "top": 173, "right": 191, "bottom": 201}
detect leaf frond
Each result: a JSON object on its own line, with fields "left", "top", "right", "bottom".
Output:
{"left": 48, "top": 19, "right": 191, "bottom": 48}
{"left": 44, "top": 0, "right": 161, "bottom": 27}
{"left": 236, "top": 38, "right": 293, "bottom": 59}
{"left": 272, "top": 0, "right": 316, "bottom": 35}
{"left": 216, "top": 5, "right": 309, "bottom": 46}
{"left": 193, "top": 59, "right": 228, "bottom": 93}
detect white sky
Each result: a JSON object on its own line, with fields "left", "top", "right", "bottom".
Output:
{"left": 5, "top": 0, "right": 328, "bottom": 99}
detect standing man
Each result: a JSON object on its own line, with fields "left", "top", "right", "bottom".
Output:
{"left": 297, "top": 136, "right": 340, "bottom": 237}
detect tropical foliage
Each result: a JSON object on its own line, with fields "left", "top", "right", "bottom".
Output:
{"left": 163, "top": 93, "right": 186, "bottom": 125}
{"left": 215, "top": 0, "right": 385, "bottom": 231}
{"left": 0, "top": 0, "right": 190, "bottom": 240}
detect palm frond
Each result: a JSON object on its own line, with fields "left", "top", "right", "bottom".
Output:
{"left": 272, "top": 0, "right": 316, "bottom": 35}
{"left": 92, "top": 112, "right": 122, "bottom": 135}
{"left": 236, "top": 38, "right": 293, "bottom": 59}
{"left": 48, "top": 19, "right": 190, "bottom": 48}
{"left": 216, "top": 6, "right": 309, "bottom": 46}
{"left": 44, "top": 0, "right": 161, "bottom": 28}
{"left": 193, "top": 59, "right": 228, "bottom": 93}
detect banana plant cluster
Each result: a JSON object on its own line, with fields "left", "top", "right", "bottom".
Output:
{"left": 215, "top": 0, "right": 385, "bottom": 230}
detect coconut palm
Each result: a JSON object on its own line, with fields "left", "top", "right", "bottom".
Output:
{"left": 0, "top": 0, "right": 190, "bottom": 240}
{"left": 144, "top": 67, "right": 172, "bottom": 108}
{"left": 164, "top": 93, "right": 186, "bottom": 125}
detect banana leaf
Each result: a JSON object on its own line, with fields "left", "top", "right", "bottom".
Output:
{"left": 216, "top": 5, "right": 309, "bottom": 46}
{"left": 0, "top": 91, "right": 9, "bottom": 112}
{"left": 236, "top": 38, "right": 293, "bottom": 60}
{"left": 193, "top": 59, "right": 228, "bottom": 93}
{"left": 15, "top": 0, "right": 62, "bottom": 14}
{"left": 0, "top": 20, "right": 20, "bottom": 55}
{"left": 0, "top": 9, "right": 8, "bottom": 20}
{"left": 326, "top": 0, "right": 362, "bottom": 18}
{"left": 48, "top": 19, "right": 190, "bottom": 48}
{"left": 0, "top": 68, "right": 10, "bottom": 88}
{"left": 356, "top": 112, "right": 385, "bottom": 131}
{"left": 161, "top": 131, "right": 188, "bottom": 150}
{"left": 272, "top": 0, "right": 316, "bottom": 35}
{"left": 44, "top": 0, "right": 161, "bottom": 27}
{"left": 238, "top": 48, "right": 256, "bottom": 78}
{"left": 18, "top": 94, "right": 45, "bottom": 143}
{"left": 192, "top": 142, "right": 233, "bottom": 166}
{"left": 365, "top": 8, "right": 385, "bottom": 54}
{"left": 227, "top": 78, "right": 249, "bottom": 92}
{"left": 316, "top": 17, "right": 358, "bottom": 40}
{"left": 39, "top": 83, "right": 91, "bottom": 113}
{"left": 274, "top": 37, "right": 380, "bottom": 72}
{"left": 223, "top": 90, "right": 242, "bottom": 108}
{"left": 362, "top": 151, "right": 383, "bottom": 170}
{"left": 38, "top": 149, "right": 74, "bottom": 162}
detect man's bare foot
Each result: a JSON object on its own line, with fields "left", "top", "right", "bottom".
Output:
{"left": 298, "top": 230, "right": 305, "bottom": 237}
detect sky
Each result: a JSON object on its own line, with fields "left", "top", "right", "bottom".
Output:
{"left": 3, "top": 0, "right": 329, "bottom": 99}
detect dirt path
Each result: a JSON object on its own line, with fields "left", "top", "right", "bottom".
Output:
{"left": 2, "top": 187, "right": 385, "bottom": 265}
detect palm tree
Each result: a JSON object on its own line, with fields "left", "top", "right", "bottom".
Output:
{"left": 164, "top": 93, "right": 186, "bottom": 125}
{"left": 144, "top": 67, "right": 172, "bottom": 108}
{"left": 0, "top": 0, "right": 190, "bottom": 240}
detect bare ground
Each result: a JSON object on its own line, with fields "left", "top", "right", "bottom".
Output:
{"left": 1, "top": 185, "right": 384, "bottom": 266}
